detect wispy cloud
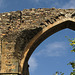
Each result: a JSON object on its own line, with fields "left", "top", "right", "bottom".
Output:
{"left": 0, "top": 0, "right": 4, "bottom": 8}
{"left": 62, "top": 0, "right": 75, "bottom": 9}
{"left": 28, "top": 41, "right": 68, "bottom": 73}
{"left": 36, "top": 41, "right": 67, "bottom": 57}
{"left": 34, "top": 0, "right": 39, "bottom": 3}
{"left": 28, "top": 56, "right": 38, "bottom": 72}
{"left": 0, "top": 0, "right": 6, "bottom": 9}
{"left": 30, "top": 0, "right": 39, "bottom": 3}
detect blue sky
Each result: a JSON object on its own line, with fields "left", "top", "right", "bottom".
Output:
{"left": 0, "top": 0, "right": 75, "bottom": 75}
{"left": 29, "top": 29, "right": 75, "bottom": 75}
{"left": 0, "top": 0, "right": 75, "bottom": 13}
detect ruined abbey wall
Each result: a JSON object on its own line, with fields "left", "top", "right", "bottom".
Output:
{"left": 0, "top": 8, "right": 75, "bottom": 75}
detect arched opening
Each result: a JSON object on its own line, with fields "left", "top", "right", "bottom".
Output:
{"left": 21, "top": 19, "right": 75, "bottom": 75}
{"left": 28, "top": 28, "right": 75, "bottom": 75}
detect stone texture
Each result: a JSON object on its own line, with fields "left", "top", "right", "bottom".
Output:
{"left": 0, "top": 8, "right": 75, "bottom": 75}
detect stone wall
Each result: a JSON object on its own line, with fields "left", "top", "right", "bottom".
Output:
{"left": 0, "top": 8, "right": 75, "bottom": 74}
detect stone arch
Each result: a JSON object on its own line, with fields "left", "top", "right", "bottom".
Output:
{"left": 20, "top": 18, "right": 75, "bottom": 75}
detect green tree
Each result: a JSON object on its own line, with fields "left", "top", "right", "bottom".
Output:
{"left": 66, "top": 36, "right": 75, "bottom": 75}
{"left": 54, "top": 71, "right": 64, "bottom": 75}
{"left": 65, "top": 36, "right": 75, "bottom": 52}
{"left": 53, "top": 36, "right": 75, "bottom": 75}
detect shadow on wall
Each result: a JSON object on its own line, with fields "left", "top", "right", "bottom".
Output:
{"left": 14, "top": 27, "right": 42, "bottom": 60}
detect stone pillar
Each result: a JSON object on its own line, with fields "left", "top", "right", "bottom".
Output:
{"left": 0, "top": 38, "right": 19, "bottom": 74}
{"left": 0, "top": 39, "right": 2, "bottom": 72}
{"left": 22, "top": 62, "right": 29, "bottom": 75}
